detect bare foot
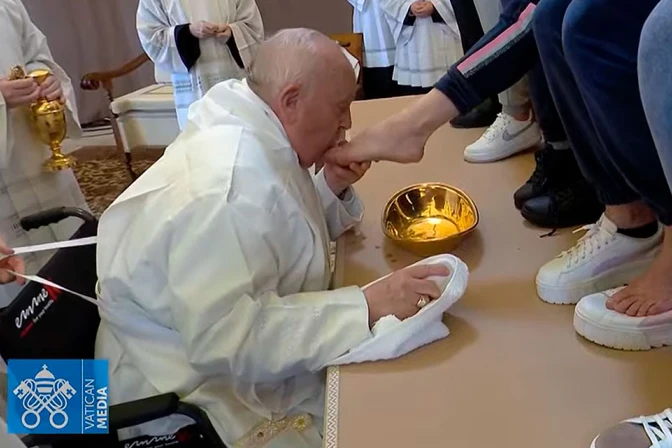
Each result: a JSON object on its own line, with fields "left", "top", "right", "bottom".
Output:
{"left": 325, "top": 89, "right": 460, "bottom": 165}
{"left": 607, "top": 226, "right": 672, "bottom": 317}
{"left": 326, "top": 115, "right": 429, "bottom": 165}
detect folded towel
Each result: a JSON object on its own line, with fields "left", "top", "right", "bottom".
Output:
{"left": 327, "top": 254, "right": 468, "bottom": 366}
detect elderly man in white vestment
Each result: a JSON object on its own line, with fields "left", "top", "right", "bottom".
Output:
{"left": 137, "top": 0, "right": 264, "bottom": 129}
{"left": 94, "top": 29, "right": 449, "bottom": 447}
{"left": 0, "top": 0, "right": 88, "bottom": 309}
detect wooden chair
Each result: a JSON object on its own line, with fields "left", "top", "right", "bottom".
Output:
{"left": 81, "top": 53, "right": 152, "bottom": 180}
{"left": 329, "top": 32, "right": 365, "bottom": 100}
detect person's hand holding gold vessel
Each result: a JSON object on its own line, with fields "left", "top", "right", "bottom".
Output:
{"left": 7, "top": 65, "right": 76, "bottom": 172}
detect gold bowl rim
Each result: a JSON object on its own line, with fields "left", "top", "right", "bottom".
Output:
{"left": 381, "top": 182, "right": 480, "bottom": 243}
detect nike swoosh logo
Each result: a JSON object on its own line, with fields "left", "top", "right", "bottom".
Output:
{"left": 502, "top": 121, "right": 535, "bottom": 141}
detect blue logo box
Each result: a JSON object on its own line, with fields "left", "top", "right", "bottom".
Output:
{"left": 7, "top": 359, "right": 109, "bottom": 434}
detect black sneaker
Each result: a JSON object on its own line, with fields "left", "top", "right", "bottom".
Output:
{"left": 521, "top": 178, "right": 605, "bottom": 228}
{"left": 513, "top": 145, "right": 578, "bottom": 210}
{"left": 450, "top": 98, "right": 502, "bottom": 129}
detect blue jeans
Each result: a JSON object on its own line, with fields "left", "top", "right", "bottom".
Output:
{"left": 534, "top": 0, "right": 672, "bottom": 224}
{"left": 639, "top": 0, "right": 672, "bottom": 195}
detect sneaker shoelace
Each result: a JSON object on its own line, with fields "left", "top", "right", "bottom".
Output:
{"left": 480, "top": 113, "right": 511, "bottom": 142}
{"left": 633, "top": 408, "right": 672, "bottom": 447}
{"left": 557, "top": 218, "right": 614, "bottom": 267}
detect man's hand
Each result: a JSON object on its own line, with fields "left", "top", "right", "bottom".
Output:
{"left": 0, "top": 238, "right": 25, "bottom": 285}
{"left": 0, "top": 78, "right": 40, "bottom": 108}
{"left": 189, "top": 21, "right": 219, "bottom": 39}
{"left": 216, "top": 25, "right": 232, "bottom": 41}
{"left": 364, "top": 264, "right": 450, "bottom": 327}
{"left": 413, "top": 1, "right": 435, "bottom": 17}
{"left": 39, "top": 74, "right": 64, "bottom": 103}
{"left": 323, "top": 161, "right": 371, "bottom": 197}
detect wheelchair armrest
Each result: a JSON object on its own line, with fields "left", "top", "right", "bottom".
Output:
{"left": 20, "top": 207, "right": 96, "bottom": 231}
{"left": 110, "top": 392, "right": 180, "bottom": 429}
{"left": 21, "top": 393, "right": 227, "bottom": 448}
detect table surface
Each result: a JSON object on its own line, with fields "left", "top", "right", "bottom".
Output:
{"left": 327, "top": 96, "right": 672, "bottom": 448}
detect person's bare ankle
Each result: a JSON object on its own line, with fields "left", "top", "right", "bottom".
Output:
{"left": 605, "top": 202, "right": 657, "bottom": 229}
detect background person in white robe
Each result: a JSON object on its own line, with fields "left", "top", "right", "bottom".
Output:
{"left": 0, "top": 0, "right": 88, "bottom": 308}
{"left": 380, "top": 0, "right": 462, "bottom": 95}
{"left": 347, "top": 0, "right": 398, "bottom": 99}
{"left": 94, "top": 29, "right": 449, "bottom": 448}
{"left": 137, "top": 0, "right": 264, "bottom": 129}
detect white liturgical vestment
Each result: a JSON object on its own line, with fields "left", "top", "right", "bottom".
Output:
{"left": 0, "top": 0, "right": 88, "bottom": 308}
{"left": 137, "top": 0, "right": 264, "bottom": 129}
{"left": 380, "top": 0, "right": 463, "bottom": 87}
{"left": 94, "top": 79, "right": 373, "bottom": 447}
{"left": 347, "top": 0, "right": 396, "bottom": 68}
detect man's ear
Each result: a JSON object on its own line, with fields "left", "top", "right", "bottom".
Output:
{"left": 277, "top": 84, "right": 301, "bottom": 123}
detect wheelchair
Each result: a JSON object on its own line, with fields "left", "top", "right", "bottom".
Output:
{"left": 0, "top": 207, "right": 227, "bottom": 448}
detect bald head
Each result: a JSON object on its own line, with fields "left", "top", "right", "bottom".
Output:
{"left": 247, "top": 28, "right": 354, "bottom": 100}
{"left": 246, "top": 28, "right": 357, "bottom": 169}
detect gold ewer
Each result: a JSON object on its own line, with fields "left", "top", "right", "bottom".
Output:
{"left": 9, "top": 66, "right": 76, "bottom": 172}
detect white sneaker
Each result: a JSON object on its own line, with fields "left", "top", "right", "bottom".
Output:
{"left": 536, "top": 214, "right": 662, "bottom": 305}
{"left": 591, "top": 408, "right": 672, "bottom": 448}
{"left": 574, "top": 287, "right": 672, "bottom": 351}
{"left": 463, "top": 112, "right": 541, "bottom": 163}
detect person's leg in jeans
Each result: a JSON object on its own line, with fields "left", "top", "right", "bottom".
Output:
{"left": 515, "top": 55, "right": 604, "bottom": 227}
{"left": 532, "top": 0, "right": 671, "bottom": 349}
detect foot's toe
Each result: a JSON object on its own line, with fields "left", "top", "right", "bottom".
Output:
{"left": 592, "top": 422, "right": 651, "bottom": 448}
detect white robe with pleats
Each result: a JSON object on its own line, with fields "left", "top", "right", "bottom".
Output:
{"left": 0, "top": 0, "right": 88, "bottom": 308}
{"left": 348, "top": 0, "right": 396, "bottom": 68}
{"left": 137, "top": 0, "right": 264, "bottom": 130}
{"left": 94, "top": 79, "right": 372, "bottom": 448}
{"left": 380, "top": 0, "right": 463, "bottom": 87}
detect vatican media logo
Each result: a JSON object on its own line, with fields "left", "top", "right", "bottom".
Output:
{"left": 7, "top": 359, "right": 109, "bottom": 434}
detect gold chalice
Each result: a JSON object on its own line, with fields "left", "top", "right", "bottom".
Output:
{"left": 382, "top": 183, "right": 479, "bottom": 257}
{"left": 9, "top": 66, "right": 76, "bottom": 172}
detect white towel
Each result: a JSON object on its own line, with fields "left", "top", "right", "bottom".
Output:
{"left": 327, "top": 254, "right": 468, "bottom": 366}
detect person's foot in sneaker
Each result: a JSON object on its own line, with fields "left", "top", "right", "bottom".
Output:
{"left": 573, "top": 223, "right": 672, "bottom": 350}
{"left": 520, "top": 177, "right": 605, "bottom": 228}
{"left": 536, "top": 206, "right": 663, "bottom": 305}
{"left": 574, "top": 287, "right": 672, "bottom": 350}
{"left": 463, "top": 111, "right": 541, "bottom": 163}
{"left": 514, "top": 145, "right": 578, "bottom": 210}
{"left": 590, "top": 408, "right": 672, "bottom": 447}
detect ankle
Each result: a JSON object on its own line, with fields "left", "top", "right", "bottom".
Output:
{"left": 605, "top": 203, "right": 657, "bottom": 229}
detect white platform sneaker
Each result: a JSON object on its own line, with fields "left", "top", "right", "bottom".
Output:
{"left": 591, "top": 408, "right": 672, "bottom": 448}
{"left": 574, "top": 287, "right": 672, "bottom": 350}
{"left": 463, "top": 112, "right": 541, "bottom": 163}
{"left": 536, "top": 214, "right": 662, "bottom": 305}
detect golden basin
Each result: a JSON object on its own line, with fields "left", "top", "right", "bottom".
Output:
{"left": 382, "top": 183, "right": 479, "bottom": 257}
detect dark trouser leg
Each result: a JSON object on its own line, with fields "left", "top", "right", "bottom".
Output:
{"left": 363, "top": 66, "right": 396, "bottom": 100}
{"left": 559, "top": 0, "right": 672, "bottom": 225}
{"left": 449, "top": 0, "right": 486, "bottom": 53}
{"left": 533, "top": 0, "right": 639, "bottom": 208}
